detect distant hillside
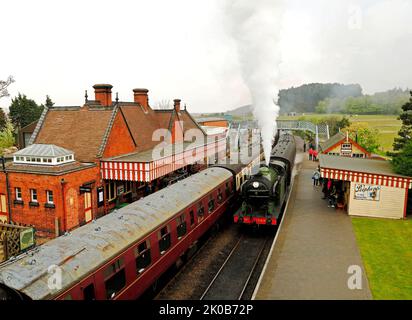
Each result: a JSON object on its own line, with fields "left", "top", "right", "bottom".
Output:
{"left": 226, "top": 104, "right": 252, "bottom": 117}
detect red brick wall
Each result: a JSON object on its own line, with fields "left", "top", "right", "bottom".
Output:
{"left": 102, "top": 111, "right": 136, "bottom": 158}
{"left": 0, "top": 165, "right": 103, "bottom": 239}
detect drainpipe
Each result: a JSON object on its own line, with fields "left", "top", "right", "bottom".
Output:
{"left": 60, "top": 178, "right": 67, "bottom": 234}
{"left": 2, "top": 156, "right": 12, "bottom": 222}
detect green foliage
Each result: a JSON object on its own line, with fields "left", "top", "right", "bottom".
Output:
{"left": 278, "top": 83, "right": 362, "bottom": 114}
{"left": 8, "top": 93, "right": 43, "bottom": 128}
{"left": 0, "top": 108, "right": 7, "bottom": 132}
{"left": 344, "top": 122, "right": 380, "bottom": 153}
{"left": 352, "top": 217, "right": 412, "bottom": 299}
{"left": 316, "top": 88, "right": 410, "bottom": 115}
{"left": 0, "top": 120, "right": 16, "bottom": 152}
{"left": 393, "top": 91, "right": 412, "bottom": 152}
{"left": 315, "top": 100, "right": 327, "bottom": 114}
{"left": 392, "top": 140, "right": 412, "bottom": 176}
{"left": 40, "top": 95, "right": 55, "bottom": 109}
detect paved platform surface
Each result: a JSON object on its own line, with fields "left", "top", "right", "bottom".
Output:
{"left": 254, "top": 154, "right": 372, "bottom": 300}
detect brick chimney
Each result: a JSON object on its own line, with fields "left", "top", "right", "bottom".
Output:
{"left": 93, "top": 84, "right": 113, "bottom": 106}
{"left": 174, "top": 99, "right": 181, "bottom": 112}
{"left": 133, "top": 88, "right": 149, "bottom": 110}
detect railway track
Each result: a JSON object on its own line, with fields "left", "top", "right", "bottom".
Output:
{"left": 200, "top": 233, "right": 272, "bottom": 300}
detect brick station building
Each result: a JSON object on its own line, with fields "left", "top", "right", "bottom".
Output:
{"left": 0, "top": 84, "right": 227, "bottom": 239}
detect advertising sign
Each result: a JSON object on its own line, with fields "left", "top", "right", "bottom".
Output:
{"left": 354, "top": 184, "right": 381, "bottom": 201}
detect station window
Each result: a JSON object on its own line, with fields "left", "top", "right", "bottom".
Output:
{"left": 176, "top": 214, "right": 187, "bottom": 239}
{"left": 104, "top": 258, "right": 126, "bottom": 299}
{"left": 15, "top": 187, "right": 22, "bottom": 201}
{"left": 189, "top": 210, "right": 195, "bottom": 227}
{"left": 125, "top": 181, "right": 132, "bottom": 193}
{"left": 158, "top": 225, "right": 171, "bottom": 254}
{"left": 46, "top": 190, "right": 54, "bottom": 204}
{"left": 197, "top": 202, "right": 205, "bottom": 222}
{"left": 208, "top": 196, "right": 215, "bottom": 213}
{"left": 135, "top": 240, "right": 151, "bottom": 273}
{"left": 106, "top": 182, "right": 116, "bottom": 202}
{"left": 30, "top": 189, "right": 37, "bottom": 202}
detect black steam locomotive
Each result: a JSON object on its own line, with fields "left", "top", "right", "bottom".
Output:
{"left": 233, "top": 133, "right": 296, "bottom": 226}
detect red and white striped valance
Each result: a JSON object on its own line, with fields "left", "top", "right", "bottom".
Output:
{"left": 321, "top": 167, "right": 412, "bottom": 189}
{"left": 101, "top": 138, "right": 227, "bottom": 182}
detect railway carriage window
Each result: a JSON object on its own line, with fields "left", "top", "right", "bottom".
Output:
{"left": 189, "top": 210, "right": 195, "bottom": 227}
{"left": 82, "top": 283, "right": 96, "bottom": 300}
{"left": 225, "top": 182, "right": 231, "bottom": 197}
{"left": 176, "top": 214, "right": 187, "bottom": 239}
{"left": 217, "top": 189, "right": 223, "bottom": 204}
{"left": 158, "top": 225, "right": 171, "bottom": 254}
{"left": 135, "top": 240, "right": 151, "bottom": 273}
{"left": 197, "top": 203, "right": 205, "bottom": 222}
{"left": 104, "top": 258, "right": 126, "bottom": 299}
{"left": 208, "top": 196, "right": 215, "bottom": 213}
{"left": 105, "top": 269, "right": 126, "bottom": 299}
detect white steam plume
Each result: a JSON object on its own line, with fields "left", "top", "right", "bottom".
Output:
{"left": 224, "top": 0, "right": 284, "bottom": 164}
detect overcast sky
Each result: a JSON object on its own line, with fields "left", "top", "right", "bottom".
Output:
{"left": 1, "top": 0, "right": 411, "bottom": 113}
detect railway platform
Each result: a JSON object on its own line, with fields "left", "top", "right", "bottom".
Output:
{"left": 253, "top": 153, "right": 372, "bottom": 300}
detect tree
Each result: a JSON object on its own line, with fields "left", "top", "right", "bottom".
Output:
{"left": 315, "top": 100, "right": 327, "bottom": 114}
{"left": 393, "top": 91, "right": 412, "bottom": 151}
{"left": 0, "top": 76, "right": 14, "bottom": 99}
{"left": 343, "top": 122, "right": 379, "bottom": 153}
{"left": 0, "top": 120, "right": 16, "bottom": 153}
{"left": 9, "top": 93, "right": 44, "bottom": 128}
{"left": 392, "top": 140, "right": 412, "bottom": 176}
{"left": 0, "top": 108, "right": 7, "bottom": 132}
{"left": 39, "top": 95, "right": 55, "bottom": 109}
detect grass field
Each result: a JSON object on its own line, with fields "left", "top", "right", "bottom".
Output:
{"left": 352, "top": 217, "right": 412, "bottom": 300}
{"left": 278, "top": 114, "right": 402, "bottom": 153}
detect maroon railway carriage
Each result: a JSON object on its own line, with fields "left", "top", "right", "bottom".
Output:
{"left": 0, "top": 167, "right": 240, "bottom": 300}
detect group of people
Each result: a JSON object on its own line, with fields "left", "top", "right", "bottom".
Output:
{"left": 303, "top": 142, "right": 318, "bottom": 161}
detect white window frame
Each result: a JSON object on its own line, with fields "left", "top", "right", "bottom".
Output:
{"left": 30, "top": 189, "right": 38, "bottom": 202}
{"left": 46, "top": 190, "right": 54, "bottom": 204}
{"left": 15, "top": 187, "right": 22, "bottom": 201}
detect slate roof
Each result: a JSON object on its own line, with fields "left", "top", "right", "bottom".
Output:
{"left": 319, "top": 132, "right": 346, "bottom": 151}
{"left": 319, "top": 154, "right": 410, "bottom": 178}
{"left": 29, "top": 102, "right": 205, "bottom": 163}
{"left": 31, "top": 106, "right": 115, "bottom": 162}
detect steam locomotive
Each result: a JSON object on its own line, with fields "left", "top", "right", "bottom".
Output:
{"left": 233, "top": 133, "right": 296, "bottom": 226}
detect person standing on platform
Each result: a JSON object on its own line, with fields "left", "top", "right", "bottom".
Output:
{"left": 313, "top": 150, "right": 318, "bottom": 161}
{"left": 312, "top": 169, "right": 320, "bottom": 186}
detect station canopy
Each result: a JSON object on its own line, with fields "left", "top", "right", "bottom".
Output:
{"left": 319, "top": 154, "right": 412, "bottom": 189}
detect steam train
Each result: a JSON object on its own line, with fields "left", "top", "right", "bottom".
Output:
{"left": 0, "top": 156, "right": 261, "bottom": 300}
{"left": 233, "top": 133, "right": 296, "bottom": 226}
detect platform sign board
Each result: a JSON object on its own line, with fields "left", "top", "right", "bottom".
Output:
{"left": 97, "top": 187, "right": 104, "bottom": 207}
{"left": 354, "top": 184, "right": 381, "bottom": 201}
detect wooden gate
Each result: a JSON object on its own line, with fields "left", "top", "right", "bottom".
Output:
{"left": 0, "top": 222, "right": 35, "bottom": 263}
{"left": 0, "top": 194, "right": 7, "bottom": 224}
